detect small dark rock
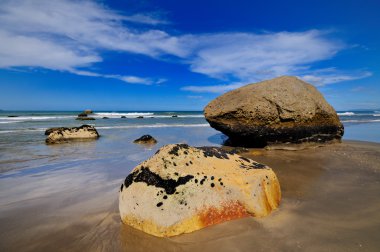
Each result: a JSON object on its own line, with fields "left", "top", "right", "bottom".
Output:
{"left": 77, "top": 112, "right": 88, "bottom": 117}
{"left": 133, "top": 135, "right": 157, "bottom": 144}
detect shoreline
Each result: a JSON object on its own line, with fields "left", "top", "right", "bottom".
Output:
{"left": 1, "top": 139, "right": 380, "bottom": 251}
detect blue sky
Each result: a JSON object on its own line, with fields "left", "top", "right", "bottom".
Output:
{"left": 0, "top": 0, "right": 379, "bottom": 111}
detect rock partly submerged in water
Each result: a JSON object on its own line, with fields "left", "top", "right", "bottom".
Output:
{"left": 204, "top": 76, "right": 344, "bottom": 147}
{"left": 133, "top": 135, "right": 157, "bottom": 144}
{"left": 76, "top": 110, "right": 95, "bottom": 120}
{"left": 119, "top": 144, "right": 281, "bottom": 237}
{"left": 45, "top": 125, "right": 100, "bottom": 144}
{"left": 77, "top": 112, "right": 88, "bottom": 117}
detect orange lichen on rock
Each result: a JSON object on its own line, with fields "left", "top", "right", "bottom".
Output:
{"left": 198, "top": 201, "right": 250, "bottom": 227}
{"left": 119, "top": 144, "right": 281, "bottom": 237}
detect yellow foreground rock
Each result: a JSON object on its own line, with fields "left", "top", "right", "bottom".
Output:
{"left": 119, "top": 144, "right": 281, "bottom": 237}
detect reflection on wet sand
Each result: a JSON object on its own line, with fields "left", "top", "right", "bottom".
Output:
{"left": 1, "top": 141, "right": 380, "bottom": 251}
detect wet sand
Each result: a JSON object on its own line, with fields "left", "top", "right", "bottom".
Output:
{"left": 1, "top": 140, "right": 380, "bottom": 251}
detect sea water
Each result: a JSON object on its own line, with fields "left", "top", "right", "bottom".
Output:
{"left": 0, "top": 110, "right": 379, "bottom": 174}
{"left": 0, "top": 110, "right": 379, "bottom": 251}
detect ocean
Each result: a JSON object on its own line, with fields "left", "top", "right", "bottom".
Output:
{"left": 0, "top": 109, "right": 379, "bottom": 175}
{"left": 0, "top": 110, "right": 379, "bottom": 143}
{"left": 0, "top": 110, "right": 380, "bottom": 251}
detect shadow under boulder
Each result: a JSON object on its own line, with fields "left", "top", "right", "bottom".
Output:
{"left": 204, "top": 76, "right": 344, "bottom": 148}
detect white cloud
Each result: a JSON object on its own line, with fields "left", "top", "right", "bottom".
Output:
{"left": 122, "top": 14, "right": 169, "bottom": 25}
{"left": 0, "top": 0, "right": 182, "bottom": 83}
{"left": 0, "top": 0, "right": 372, "bottom": 88}
{"left": 71, "top": 70, "right": 155, "bottom": 85}
{"left": 0, "top": 30, "right": 100, "bottom": 70}
{"left": 181, "top": 70, "right": 372, "bottom": 94}
{"left": 0, "top": 0, "right": 181, "bottom": 57}
{"left": 181, "top": 30, "right": 344, "bottom": 81}
{"left": 299, "top": 69, "right": 372, "bottom": 86}
{"left": 118, "top": 76, "right": 153, "bottom": 85}
{"left": 187, "top": 95, "right": 203, "bottom": 99}
{"left": 182, "top": 82, "right": 246, "bottom": 93}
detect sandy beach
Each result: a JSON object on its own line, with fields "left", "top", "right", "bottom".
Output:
{"left": 1, "top": 133, "right": 379, "bottom": 251}
{"left": 1, "top": 0, "right": 380, "bottom": 250}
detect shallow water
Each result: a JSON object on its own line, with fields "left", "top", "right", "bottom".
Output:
{"left": 1, "top": 111, "right": 380, "bottom": 251}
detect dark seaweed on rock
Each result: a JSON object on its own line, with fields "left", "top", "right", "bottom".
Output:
{"left": 240, "top": 162, "right": 267, "bottom": 170}
{"left": 133, "top": 135, "right": 157, "bottom": 144}
{"left": 168, "top": 144, "right": 190, "bottom": 156}
{"left": 196, "top": 146, "right": 233, "bottom": 159}
{"left": 226, "top": 147, "right": 249, "bottom": 154}
{"left": 239, "top": 156, "right": 251, "bottom": 163}
{"left": 252, "top": 162, "right": 267, "bottom": 169}
{"left": 124, "top": 166, "right": 194, "bottom": 194}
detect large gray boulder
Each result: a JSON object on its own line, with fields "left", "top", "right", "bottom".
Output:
{"left": 204, "top": 76, "right": 344, "bottom": 147}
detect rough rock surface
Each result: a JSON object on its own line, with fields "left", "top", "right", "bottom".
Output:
{"left": 133, "top": 135, "right": 157, "bottom": 144}
{"left": 119, "top": 144, "right": 281, "bottom": 237}
{"left": 204, "top": 76, "right": 344, "bottom": 147}
{"left": 45, "top": 127, "right": 66, "bottom": 135}
{"left": 45, "top": 125, "right": 99, "bottom": 144}
{"left": 84, "top": 109, "right": 93, "bottom": 114}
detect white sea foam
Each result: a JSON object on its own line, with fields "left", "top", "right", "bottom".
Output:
{"left": 341, "top": 119, "right": 380, "bottom": 123}
{"left": 93, "top": 112, "right": 204, "bottom": 118}
{"left": 0, "top": 130, "right": 14, "bottom": 134}
{"left": 0, "top": 121, "right": 22, "bottom": 124}
{"left": 0, "top": 123, "right": 210, "bottom": 134}
{"left": 0, "top": 129, "right": 45, "bottom": 134}
{"left": 151, "top": 115, "right": 204, "bottom": 118}
{"left": 374, "top": 114, "right": 380, "bottom": 117}
{"left": 96, "top": 124, "right": 210, "bottom": 129}
{"left": 0, "top": 116, "right": 74, "bottom": 121}
{"left": 94, "top": 112, "right": 154, "bottom": 117}
{"left": 337, "top": 112, "right": 355, "bottom": 116}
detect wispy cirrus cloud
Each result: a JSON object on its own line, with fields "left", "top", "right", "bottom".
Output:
{"left": 0, "top": 0, "right": 180, "bottom": 84}
{"left": 182, "top": 69, "right": 373, "bottom": 93}
{"left": 182, "top": 82, "right": 246, "bottom": 93}
{"left": 299, "top": 68, "right": 372, "bottom": 86}
{"left": 0, "top": 0, "right": 372, "bottom": 87}
{"left": 71, "top": 70, "right": 155, "bottom": 85}
{"left": 182, "top": 30, "right": 343, "bottom": 81}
